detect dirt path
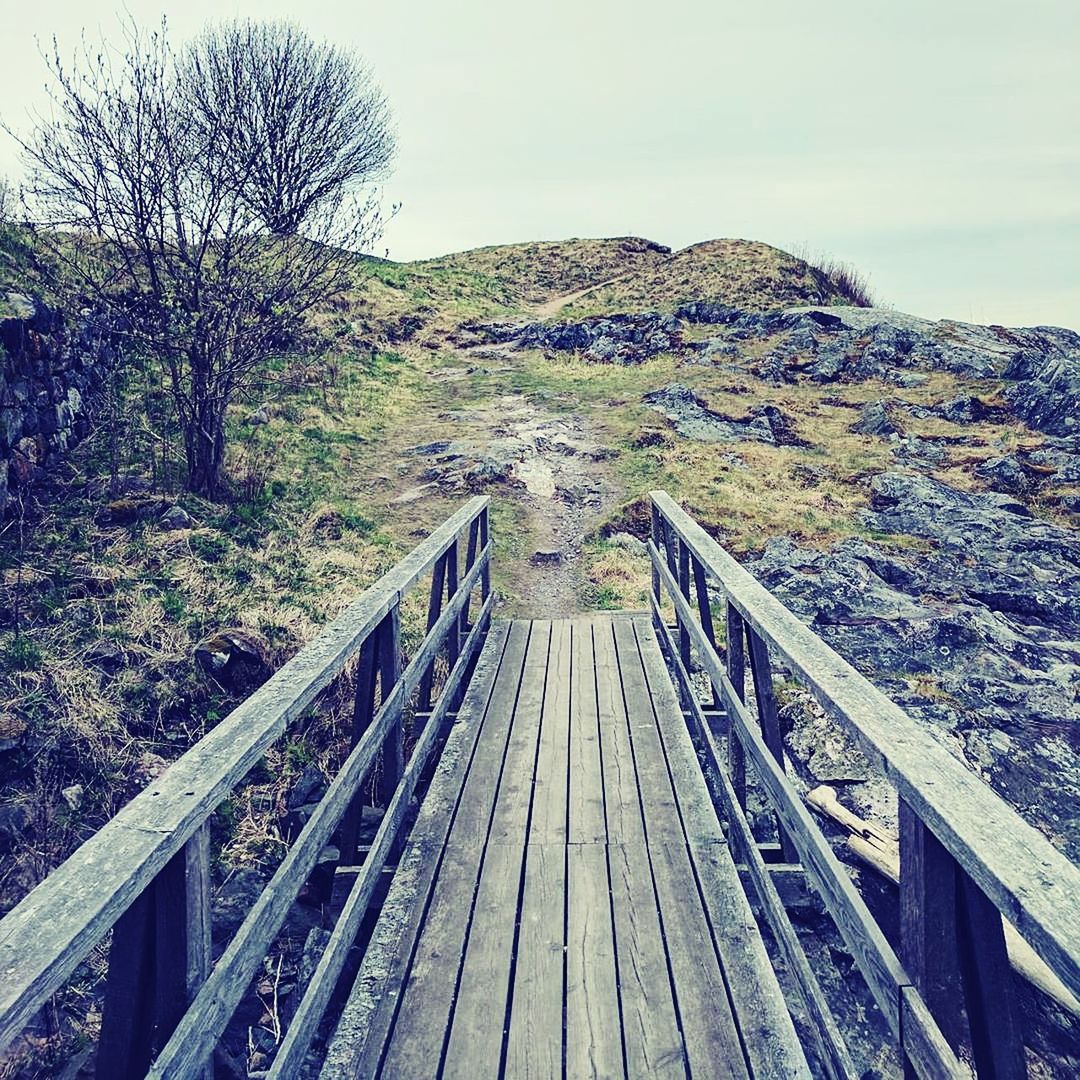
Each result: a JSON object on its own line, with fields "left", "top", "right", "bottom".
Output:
{"left": 389, "top": 386, "right": 618, "bottom": 618}
{"left": 532, "top": 275, "right": 621, "bottom": 319}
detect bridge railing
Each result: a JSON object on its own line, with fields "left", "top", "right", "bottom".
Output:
{"left": 648, "top": 489, "right": 1080, "bottom": 1080}
{"left": 0, "top": 495, "right": 493, "bottom": 1079}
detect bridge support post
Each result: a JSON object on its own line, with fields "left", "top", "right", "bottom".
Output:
{"left": 726, "top": 603, "right": 747, "bottom": 813}
{"left": 96, "top": 826, "right": 211, "bottom": 1079}
{"left": 376, "top": 605, "right": 404, "bottom": 810}
{"left": 900, "top": 799, "right": 1025, "bottom": 1079}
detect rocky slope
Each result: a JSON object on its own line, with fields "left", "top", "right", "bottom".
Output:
{"left": 451, "top": 296, "right": 1080, "bottom": 858}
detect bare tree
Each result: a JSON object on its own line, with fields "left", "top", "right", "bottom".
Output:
{"left": 12, "top": 20, "right": 389, "bottom": 496}
{"left": 183, "top": 21, "right": 395, "bottom": 236}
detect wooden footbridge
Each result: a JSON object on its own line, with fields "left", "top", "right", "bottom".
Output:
{"left": 1, "top": 494, "right": 1078, "bottom": 1079}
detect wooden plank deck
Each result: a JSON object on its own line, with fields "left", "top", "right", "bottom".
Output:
{"left": 322, "top": 613, "right": 809, "bottom": 1080}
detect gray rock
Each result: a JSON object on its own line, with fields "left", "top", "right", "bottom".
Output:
{"left": 0, "top": 802, "right": 32, "bottom": 853}
{"left": 608, "top": 532, "right": 647, "bottom": 555}
{"left": 851, "top": 401, "right": 901, "bottom": 437}
{"left": 642, "top": 385, "right": 775, "bottom": 443}
{"left": 529, "top": 548, "right": 563, "bottom": 566}
{"left": 159, "top": 505, "right": 194, "bottom": 530}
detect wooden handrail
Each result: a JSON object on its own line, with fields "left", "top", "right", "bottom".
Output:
{"left": 649, "top": 490, "right": 1080, "bottom": 1080}
{"left": 649, "top": 490, "right": 1080, "bottom": 998}
{"left": 0, "top": 495, "right": 492, "bottom": 1072}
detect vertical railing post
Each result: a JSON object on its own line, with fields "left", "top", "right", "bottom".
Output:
{"left": 461, "top": 516, "right": 481, "bottom": 633}
{"left": 691, "top": 555, "right": 723, "bottom": 717}
{"left": 899, "top": 798, "right": 964, "bottom": 1066}
{"left": 479, "top": 506, "right": 491, "bottom": 601}
{"left": 376, "top": 604, "right": 404, "bottom": 810}
{"left": 726, "top": 602, "right": 747, "bottom": 811}
{"left": 899, "top": 799, "right": 1024, "bottom": 1079}
{"left": 96, "top": 828, "right": 212, "bottom": 1079}
{"left": 338, "top": 627, "right": 380, "bottom": 863}
{"left": 418, "top": 551, "right": 448, "bottom": 712}
{"left": 745, "top": 626, "right": 798, "bottom": 862}
{"left": 444, "top": 538, "right": 461, "bottom": 678}
{"left": 650, "top": 500, "right": 662, "bottom": 608}
{"left": 676, "top": 537, "right": 692, "bottom": 672}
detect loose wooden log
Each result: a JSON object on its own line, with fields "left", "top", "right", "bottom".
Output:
{"left": 810, "top": 788, "right": 1080, "bottom": 1019}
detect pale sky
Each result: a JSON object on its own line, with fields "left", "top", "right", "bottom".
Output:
{"left": 2, "top": 1, "right": 1078, "bottom": 329}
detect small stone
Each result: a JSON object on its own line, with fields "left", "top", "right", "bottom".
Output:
{"left": 158, "top": 505, "right": 193, "bottom": 530}
{"left": 195, "top": 628, "right": 271, "bottom": 689}
{"left": 85, "top": 638, "right": 126, "bottom": 672}
{"left": 0, "top": 713, "right": 28, "bottom": 753}
{"left": 609, "top": 532, "right": 647, "bottom": 556}
{"left": 0, "top": 803, "right": 32, "bottom": 852}
{"left": 61, "top": 784, "right": 84, "bottom": 810}
{"left": 247, "top": 405, "right": 270, "bottom": 425}
{"left": 530, "top": 548, "right": 563, "bottom": 566}
{"left": 851, "top": 400, "right": 901, "bottom": 437}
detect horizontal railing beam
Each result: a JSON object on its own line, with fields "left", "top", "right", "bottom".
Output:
{"left": 650, "top": 489, "right": 1080, "bottom": 1000}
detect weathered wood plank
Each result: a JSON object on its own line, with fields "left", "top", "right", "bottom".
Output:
{"left": 650, "top": 606, "right": 859, "bottom": 1080}
{"left": 568, "top": 619, "right": 605, "bottom": 844}
{"left": 631, "top": 616, "right": 813, "bottom": 1079}
{"left": 651, "top": 490, "right": 1080, "bottom": 1000}
{"left": 442, "top": 622, "right": 552, "bottom": 1076}
{"left": 504, "top": 620, "right": 572, "bottom": 1078}
{"left": 565, "top": 842, "right": 623, "bottom": 1080}
{"left": 503, "top": 842, "right": 565, "bottom": 1080}
{"left": 319, "top": 621, "right": 515, "bottom": 1080}
{"left": 611, "top": 619, "right": 748, "bottom": 1079}
{"left": 594, "top": 619, "right": 685, "bottom": 1078}
{"left": 0, "top": 496, "right": 490, "bottom": 1055}
{"left": 377, "top": 620, "right": 531, "bottom": 1078}
{"left": 526, "top": 620, "right": 572, "bottom": 845}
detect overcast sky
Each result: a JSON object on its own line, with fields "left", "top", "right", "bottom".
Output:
{"left": 2, "top": 1, "right": 1078, "bottom": 328}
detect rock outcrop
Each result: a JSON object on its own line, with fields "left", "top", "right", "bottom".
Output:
{"left": 745, "top": 472, "right": 1080, "bottom": 860}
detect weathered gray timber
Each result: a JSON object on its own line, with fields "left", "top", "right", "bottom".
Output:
{"left": 0, "top": 496, "right": 492, "bottom": 1079}
{"left": 649, "top": 489, "right": 1080, "bottom": 1080}
{"left": 8, "top": 486, "right": 1076, "bottom": 1079}
{"left": 325, "top": 614, "right": 809, "bottom": 1079}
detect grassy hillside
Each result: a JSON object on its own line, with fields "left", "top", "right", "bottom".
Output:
{"left": 558, "top": 238, "right": 860, "bottom": 316}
